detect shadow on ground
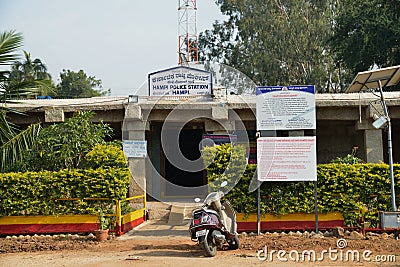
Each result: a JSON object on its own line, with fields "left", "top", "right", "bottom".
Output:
{"left": 122, "top": 219, "right": 190, "bottom": 238}
{"left": 130, "top": 243, "right": 204, "bottom": 258}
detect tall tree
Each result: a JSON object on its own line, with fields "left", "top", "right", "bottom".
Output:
{"left": 7, "top": 50, "right": 55, "bottom": 98}
{"left": 0, "top": 30, "right": 41, "bottom": 172}
{"left": 200, "top": 0, "right": 344, "bottom": 93}
{"left": 330, "top": 0, "right": 400, "bottom": 82}
{"left": 56, "top": 69, "right": 110, "bottom": 98}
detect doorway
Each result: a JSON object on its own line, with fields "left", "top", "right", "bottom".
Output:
{"left": 161, "top": 124, "right": 206, "bottom": 197}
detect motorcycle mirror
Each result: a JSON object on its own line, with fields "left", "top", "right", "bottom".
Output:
{"left": 194, "top": 197, "right": 201, "bottom": 203}
{"left": 221, "top": 181, "right": 228, "bottom": 187}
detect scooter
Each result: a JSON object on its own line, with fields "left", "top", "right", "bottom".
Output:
{"left": 189, "top": 181, "right": 240, "bottom": 257}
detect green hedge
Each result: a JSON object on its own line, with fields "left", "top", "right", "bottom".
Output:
{"left": 0, "top": 167, "right": 130, "bottom": 216}
{"left": 204, "top": 145, "right": 400, "bottom": 227}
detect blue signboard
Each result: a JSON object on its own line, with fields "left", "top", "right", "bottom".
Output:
{"left": 256, "top": 85, "right": 315, "bottom": 95}
{"left": 256, "top": 85, "right": 316, "bottom": 130}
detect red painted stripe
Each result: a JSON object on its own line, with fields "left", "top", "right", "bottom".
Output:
{"left": 0, "top": 223, "right": 98, "bottom": 235}
{"left": 121, "top": 216, "right": 145, "bottom": 233}
{"left": 237, "top": 220, "right": 344, "bottom": 232}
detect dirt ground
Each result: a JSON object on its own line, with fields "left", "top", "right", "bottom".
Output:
{"left": 1, "top": 231, "right": 399, "bottom": 266}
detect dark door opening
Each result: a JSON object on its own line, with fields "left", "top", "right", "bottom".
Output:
{"left": 163, "top": 127, "right": 206, "bottom": 197}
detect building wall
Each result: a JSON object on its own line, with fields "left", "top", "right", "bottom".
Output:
{"left": 316, "top": 120, "right": 365, "bottom": 163}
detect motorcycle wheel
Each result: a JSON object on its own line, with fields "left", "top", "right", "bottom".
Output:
{"left": 199, "top": 231, "right": 217, "bottom": 257}
{"left": 228, "top": 234, "right": 240, "bottom": 250}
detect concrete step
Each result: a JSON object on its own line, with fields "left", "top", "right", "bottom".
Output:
{"left": 167, "top": 205, "right": 185, "bottom": 225}
{"left": 146, "top": 201, "right": 201, "bottom": 225}
{"left": 146, "top": 201, "right": 171, "bottom": 221}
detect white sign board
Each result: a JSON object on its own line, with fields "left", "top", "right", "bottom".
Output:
{"left": 148, "top": 66, "right": 212, "bottom": 96}
{"left": 257, "top": 137, "right": 317, "bottom": 181}
{"left": 123, "top": 140, "right": 147, "bottom": 158}
{"left": 256, "top": 85, "right": 316, "bottom": 130}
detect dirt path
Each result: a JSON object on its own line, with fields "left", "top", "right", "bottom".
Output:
{"left": 1, "top": 219, "right": 400, "bottom": 266}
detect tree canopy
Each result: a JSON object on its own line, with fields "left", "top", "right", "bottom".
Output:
{"left": 7, "top": 50, "right": 55, "bottom": 98}
{"left": 56, "top": 69, "right": 110, "bottom": 98}
{"left": 330, "top": 0, "right": 400, "bottom": 78}
{"left": 200, "top": 0, "right": 400, "bottom": 92}
{"left": 199, "top": 0, "right": 342, "bottom": 93}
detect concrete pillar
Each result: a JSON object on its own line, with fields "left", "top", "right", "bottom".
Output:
{"left": 123, "top": 104, "right": 147, "bottom": 197}
{"left": 205, "top": 107, "right": 235, "bottom": 134}
{"left": 212, "top": 106, "right": 228, "bottom": 120}
{"left": 364, "top": 129, "right": 384, "bottom": 163}
{"left": 356, "top": 119, "right": 384, "bottom": 163}
{"left": 124, "top": 129, "right": 146, "bottom": 197}
{"left": 128, "top": 157, "right": 146, "bottom": 197}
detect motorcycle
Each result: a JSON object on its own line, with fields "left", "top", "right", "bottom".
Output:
{"left": 189, "top": 181, "right": 240, "bottom": 257}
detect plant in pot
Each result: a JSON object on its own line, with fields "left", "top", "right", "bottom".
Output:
{"left": 94, "top": 210, "right": 110, "bottom": 241}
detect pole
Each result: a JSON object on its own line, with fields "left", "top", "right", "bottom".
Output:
{"left": 314, "top": 180, "right": 319, "bottom": 233}
{"left": 257, "top": 182, "right": 261, "bottom": 235}
{"left": 378, "top": 80, "right": 397, "bottom": 211}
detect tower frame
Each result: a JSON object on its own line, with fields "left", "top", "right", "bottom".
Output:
{"left": 178, "top": 0, "right": 198, "bottom": 64}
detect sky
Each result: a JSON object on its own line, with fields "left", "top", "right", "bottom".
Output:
{"left": 0, "top": 0, "right": 227, "bottom": 96}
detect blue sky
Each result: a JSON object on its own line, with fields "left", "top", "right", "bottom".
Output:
{"left": 1, "top": 0, "right": 226, "bottom": 96}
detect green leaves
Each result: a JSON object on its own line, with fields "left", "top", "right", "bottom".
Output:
{"left": 200, "top": 0, "right": 342, "bottom": 93}
{"left": 84, "top": 144, "right": 127, "bottom": 169}
{"left": 0, "top": 124, "right": 41, "bottom": 172}
{"left": 56, "top": 69, "right": 110, "bottom": 98}
{"left": 331, "top": 0, "right": 400, "bottom": 76}
{"left": 24, "top": 111, "right": 113, "bottom": 171}
{"left": 203, "top": 144, "right": 247, "bottom": 191}
{"left": 0, "top": 30, "right": 23, "bottom": 65}
{"left": 0, "top": 167, "right": 130, "bottom": 216}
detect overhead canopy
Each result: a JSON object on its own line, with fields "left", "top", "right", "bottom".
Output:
{"left": 346, "top": 65, "right": 400, "bottom": 93}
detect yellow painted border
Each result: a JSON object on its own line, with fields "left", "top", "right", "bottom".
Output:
{"left": 237, "top": 212, "right": 344, "bottom": 223}
{"left": 0, "top": 215, "right": 98, "bottom": 225}
{"left": 121, "top": 208, "right": 146, "bottom": 224}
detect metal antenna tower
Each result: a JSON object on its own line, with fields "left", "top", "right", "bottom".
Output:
{"left": 178, "top": 0, "right": 198, "bottom": 65}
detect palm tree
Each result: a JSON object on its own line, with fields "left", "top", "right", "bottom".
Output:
{"left": 0, "top": 30, "right": 41, "bottom": 172}
{"left": 8, "top": 50, "right": 55, "bottom": 98}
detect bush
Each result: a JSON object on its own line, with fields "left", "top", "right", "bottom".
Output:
{"left": 203, "top": 144, "right": 400, "bottom": 227}
{"left": 203, "top": 143, "right": 247, "bottom": 191}
{"left": 84, "top": 144, "right": 127, "bottom": 169}
{"left": 0, "top": 167, "right": 130, "bottom": 216}
{"left": 23, "top": 111, "right": 113, "bottom": 171}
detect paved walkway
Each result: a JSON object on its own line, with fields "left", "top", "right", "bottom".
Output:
{"left": 118, "top": 220, "right": 190, "bottom": 240}
{"left": 118, "top": 201, "right": 200, "bottom": 240}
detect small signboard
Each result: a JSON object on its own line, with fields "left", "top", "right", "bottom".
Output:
{"left": 148, "top": 66, "right": 212, "bottom": 96}
{"left": 256, "top": 85, "right": 316, "bottom": 130}
{"left": 123, "top": 140, "right": 147, "bottom": 158}
{"left": 257, "top": 136, "right": 317, "bottom": 181}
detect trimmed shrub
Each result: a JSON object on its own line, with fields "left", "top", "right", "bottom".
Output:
{"left": 0, "top": 167, "right": 130, "bottom": 216}
{"left": 84, "top": 144, "right": 127, "bottom": 169}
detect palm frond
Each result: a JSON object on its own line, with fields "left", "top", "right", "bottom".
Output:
{"left": 0, "top": 123, "right": 41, "bottom": 172}
{"left": 0, "top": 30, "right": 23, "bottom": 65}
{"left": 7, "top": 79, "right": 53, "bottom": 98}
{"left": 0, "top": 111, "right": 16, "bottom": 142}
